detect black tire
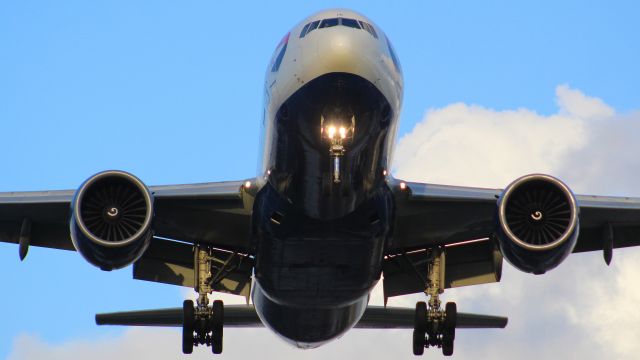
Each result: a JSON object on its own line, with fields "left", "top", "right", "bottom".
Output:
{"left": 412, "top": 329, "right": 425, "bottom": 356}
{"left": 182, "top": 300, "right": 195, "bottom": 354}
{"left": 442, "top": 302, "right": 457, "bottom": 356}
{"left": 442, "top": 337, "right": 454, "bottom": 356}
{"left": 211, "top": 300, "right": 224, "bottom": 354}
{"left": 414, "top": 302, "right": 427, "bottom": 333}
{"left": 444, "top": 302, "right": 457, "bottom": 337}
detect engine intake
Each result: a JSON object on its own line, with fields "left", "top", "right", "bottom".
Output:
{"left": 497, "top": 174, "right": 579, "bottom": 274}
{"left": 70, "top": 170, "right": 154, "bottom": 270}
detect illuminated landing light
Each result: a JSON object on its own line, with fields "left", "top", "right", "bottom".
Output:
{"left": 400, "top": 182, "right": 407, "bottom": 190}
{"left": 327, "top": 126, "right": 337, "bottom": 139}
{"left": 339, "top": 127, "right": 347, "bottom": 139}
{"left": 244, "top": 181, "right": 252, "bottom": 189}
{"left": 383, "top": 170, "right": 388, "bottom": 176}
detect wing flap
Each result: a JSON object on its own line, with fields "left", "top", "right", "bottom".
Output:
{"left": 383, "top": 239, "right": 502, "bottom": 300}
{"left": 133, "top": 237, "right": 254, "bottom": 298}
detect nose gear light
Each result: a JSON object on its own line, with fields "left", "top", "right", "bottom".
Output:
{"left": 321, "top": 115, "right": 355, "bottom": 184}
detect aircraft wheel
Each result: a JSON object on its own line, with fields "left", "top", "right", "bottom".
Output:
{"left": 444, "top": 302, "right": 457, "bottom": 335}
{"left": 211, "top": 300, "right": 224, "bottom": 354}
{"left": 412, "top": 329, "right": 425, "bottom": 356}
{"left": 413, "top": 302, "right": 427, "bottom": 355}
{"left": 442, "top": 302, "right": 457, "bottom": 356}
{"left": 182, "top": 300, "right": 195, "bottom": 354}
{"left": 414, "top": 302, "right": 427, "bottom": 332}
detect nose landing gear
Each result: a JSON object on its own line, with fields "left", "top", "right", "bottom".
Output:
{"left": 412, "top": 247, "right": 457, "bottom": 356}
{"left": 330, "top": 144, "right": 345, "bottom": 184}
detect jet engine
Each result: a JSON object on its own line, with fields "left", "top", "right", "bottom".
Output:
{"left": 496, "top": 174, "right": 579, "bottom": 274}
{"left": 70, "top": 170, "right": 154, "bottom": 271}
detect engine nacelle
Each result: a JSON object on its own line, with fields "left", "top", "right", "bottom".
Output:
{"left": 496, "top": 174, "right": 579, "bottom": 274}
{"left": 70, "top": 170, "right": 154, "bottom": 271}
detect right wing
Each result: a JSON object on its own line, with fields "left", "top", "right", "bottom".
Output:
{"left": 0, "top": 181, "right": 253, "bottom": 297}
{"left": 0, "top": 180, "right": 253, "bottom": 255}
{"left": 0, "top": 189, "right": 75, "bottom": 253}
{"left": 0, "top": 178, "right": 256, "bottom": 298}
{"left": 151, "top": 181, "right": 253, "bottom": 252}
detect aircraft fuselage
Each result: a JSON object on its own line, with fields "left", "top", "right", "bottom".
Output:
{"left": 251, "top": 9, "right": 404, "bottom": 348}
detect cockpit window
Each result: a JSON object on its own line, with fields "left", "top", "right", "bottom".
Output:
{"left": 319, "top": 18, "right": 339, "bottom": 28}
{"left": 299, "top": 23, "right": 310, "bottom": 38}
{"left": 359, "top": 21, "right": 378, "bottom": 39}
{"left": 300, "top": 20, "right": 320, "bottom": 38}
{"left": 341, "top": 18, "right": 361, "bottom": 29}
{"left": 307, "top": 20, "right": 320, "bottom": 34}
{"left": 298, "top": 18, "right": 377, "bottom": 39}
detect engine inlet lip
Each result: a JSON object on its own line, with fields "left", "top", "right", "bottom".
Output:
{"left": 498, "top": 173, "right": 578, "bottom": 252}
{"left": 73, "top": 170, "right": 154, "bottom": 248}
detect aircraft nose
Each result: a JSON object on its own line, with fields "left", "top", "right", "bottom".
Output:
{"left": 303, "top": 29, "right": 380, "bottom": 82}
{"left": 320, "top": 33, "right": 354, "bottom": 67}
{"left": 318, "top": 32, "right": 364, "bottom": 72}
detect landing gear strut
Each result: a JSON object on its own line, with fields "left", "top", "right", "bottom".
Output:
{"left": 412, "top": 247, "right": 457, "bottom": 356}
{"left": 182, "top": 245, "right": 225, "bottom": 355}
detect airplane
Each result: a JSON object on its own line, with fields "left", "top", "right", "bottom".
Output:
{"left": 2, "top": 8, "right": 640, "bottom": 357}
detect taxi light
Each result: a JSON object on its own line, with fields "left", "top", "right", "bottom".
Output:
{"left": 327, "top": 126, "right": 337, "bottom": 139}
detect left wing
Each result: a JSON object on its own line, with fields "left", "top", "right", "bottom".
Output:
{"left": 384, "top": 177, "right": 640, "bottom": 298}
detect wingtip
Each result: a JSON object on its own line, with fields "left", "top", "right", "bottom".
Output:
{"left": 95, "top": 313, "right": 106, "bottom": 325}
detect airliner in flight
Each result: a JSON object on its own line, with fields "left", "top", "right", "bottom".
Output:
{"left": 2, "top": 8, "right": 640, "bottom": 356}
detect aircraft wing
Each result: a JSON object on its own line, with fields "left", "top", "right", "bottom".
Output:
{"left": 384, "top": 178, "right": 640, "bottom": 298}
{"left": 0, "top": 180, "right": 252, "bottom": 254}
{"left": 0, "top": 189, "right": 76, "bottom": 254}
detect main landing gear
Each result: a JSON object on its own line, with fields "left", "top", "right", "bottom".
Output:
{"left": 412, "top": 247, "right": 457, "bottom": 356}
{"left": 182, "top": 246, "right": 225, "bottom": 355}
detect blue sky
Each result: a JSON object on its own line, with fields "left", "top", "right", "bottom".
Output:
{"left": 1, "top": 1, "right": 640, "bottom": 359}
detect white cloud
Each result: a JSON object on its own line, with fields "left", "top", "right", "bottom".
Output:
{"left": 392, "top": 84, "right": 640, "bottom": 359}
{"left": 9, "top": 85, "right": 640, "bottom": 359}
{"left": 393, "top": 84, "right": 640, "bottom": 196}
{"left": 556, "top": 84, "right": 615, "bottom": 120}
